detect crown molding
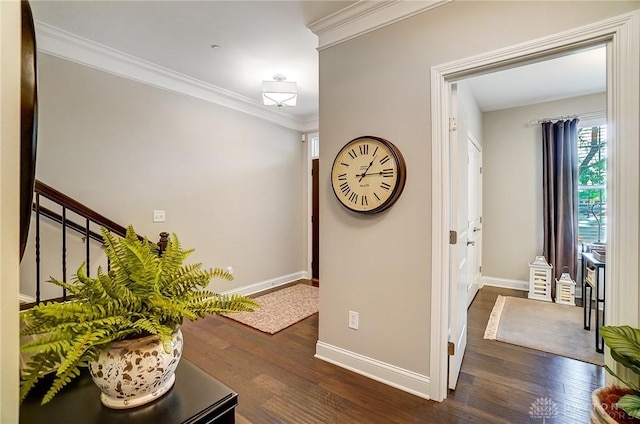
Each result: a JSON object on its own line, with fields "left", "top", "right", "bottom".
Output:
{"left": 300, "top": 117, "right": 319, "bottom": 133}
{"left": 308, "top": 0, "right": 451, "bottom": 50}
{"left": 35, "top": 21, "right": 307, "bottom": 132}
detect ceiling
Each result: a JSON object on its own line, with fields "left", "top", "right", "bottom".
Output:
{"left": 30, "top": 1, "right": 606, "bottom": 126}
{"left": 464, "top": 45, "right": 607, "bottom": 112}
{"left": 29, "top": 0, "right": 354, "bottom": 123}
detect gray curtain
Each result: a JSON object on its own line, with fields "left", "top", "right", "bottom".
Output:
{"left": 542, "top": 119, "right": 579, "bottom": 298}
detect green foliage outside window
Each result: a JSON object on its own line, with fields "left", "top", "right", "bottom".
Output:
{"left": 577, "top": 125, "right": 606, "bottom": 243}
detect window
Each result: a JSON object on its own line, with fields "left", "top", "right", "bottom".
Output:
{"left": 310, "top": 134, "right": 319, "bottom": 159}
{"left": 577, "top": 124, "right": 606, "bottom": 244}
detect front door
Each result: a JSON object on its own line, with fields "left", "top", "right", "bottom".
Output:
{"left": 312, "top": 158, "right": 319, "bottom": 285}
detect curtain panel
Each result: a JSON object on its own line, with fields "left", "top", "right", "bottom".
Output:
{"left": 542, "top": 119, "right": 579, "bottom": 297}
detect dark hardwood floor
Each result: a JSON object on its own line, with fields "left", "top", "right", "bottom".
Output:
{"left": 181, "top": 286, "right": 603, "bottom": 423}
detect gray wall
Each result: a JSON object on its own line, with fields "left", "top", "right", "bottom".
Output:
{"left": 22, "top": 54, "right": 307, "bottom": 296}
{"left": 318, "top": 0, "right": 637, "bottom": 386}
{"left": 482, "top": 93, "right": 606, "bottom": 282}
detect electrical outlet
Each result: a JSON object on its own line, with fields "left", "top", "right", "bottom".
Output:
{"left": 348, "top": 311, "right": 359, "bottom": 330}
{"left": 226, "top": 266, "right": 234, "bottom": 275}
{"left": 153, "top": 210, "right": 166, "bottom": 222}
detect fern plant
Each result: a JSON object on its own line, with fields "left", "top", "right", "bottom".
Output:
{"left": 20, "top": 225, "right": 258, "bottom": 405}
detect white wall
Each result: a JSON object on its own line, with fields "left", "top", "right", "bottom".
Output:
{"left": 317, "top": 1, "right": 638, "bottom": 398}
{"left": 0, "top": 1, "right": 21, "bottom": 422}
{"left": 482, "top": 93, "right": 606, "bottom": 281}
{"left": 22, "top": 54, "right": 307, "bottom": 296}
{"left": 456, "top": 81, "right": 483, "bottom": 145}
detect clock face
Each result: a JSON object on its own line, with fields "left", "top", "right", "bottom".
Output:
{"left": 331, "top": 136, "right": 406, "bottom": 214}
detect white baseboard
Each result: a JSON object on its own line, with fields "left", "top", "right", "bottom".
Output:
{"left": 481, "top": 276, "right": 528, "bottom": 291}
{"left": 314, "top": 341, "right": 431, "bottom": 400}
{"left": 222, "top": 271, "right": 308, "bottom": 297}
{"left": 482, "top": 276, "right": 585, "bottom": 299}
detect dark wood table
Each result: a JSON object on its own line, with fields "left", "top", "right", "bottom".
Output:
{"left": 20, "top": 360, "right": 237, "bottom": 424}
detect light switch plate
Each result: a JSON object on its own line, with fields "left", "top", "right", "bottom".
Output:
{"left": 153, "top": 210, "right": 166, "bottom": 222}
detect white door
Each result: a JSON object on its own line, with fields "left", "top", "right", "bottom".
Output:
{"left": 448, "top": 85, "right": 469, "bottom": 390}
{"left": 466, "top": 139, "right": 482, "bottom": 307}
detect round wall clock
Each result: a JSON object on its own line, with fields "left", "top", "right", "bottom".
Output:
{"left": 331, "top": 136, "right": 407, "bottom": 214}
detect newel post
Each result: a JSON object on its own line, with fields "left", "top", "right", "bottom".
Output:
{"left": 157, "top": 232, "right": 169, "bottom": 257}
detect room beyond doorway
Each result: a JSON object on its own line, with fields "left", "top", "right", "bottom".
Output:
{"left": 430, "top": 12, "right": 640, "bottom": 402}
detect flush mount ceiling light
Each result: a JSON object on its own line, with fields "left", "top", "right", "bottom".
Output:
{"left": 262, "top": 74, "right": 297, "bottom": 107}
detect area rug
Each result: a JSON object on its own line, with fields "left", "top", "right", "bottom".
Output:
{"left": 484, "top": 295, "right": 604, "bottom": 365}
{"left": 223, "top": 284, "right": 318, "bottom": 334}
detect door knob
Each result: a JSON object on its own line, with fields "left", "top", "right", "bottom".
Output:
{"left": 467, "top": 240, "right": 475, "bottom": 246}
{"left": 473, "top": 227, "right": 481, "bottom": 232}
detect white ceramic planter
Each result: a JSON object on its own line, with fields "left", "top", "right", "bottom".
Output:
{"left": 591, "top": 387, "right": 622, "bottom": 424}
{"left": 89, "top": 328, "right": 183, "bottom": 409}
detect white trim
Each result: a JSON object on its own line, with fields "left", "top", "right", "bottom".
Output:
{"left": 314, "top": 341, "right": 431, "bottom": 399}
{"left": 308, "top": 0, "right": 450, "bottom": 51}
{"left": 220, "top": 271, "right": 308, "bottom": 297}
{"left": 301, "top": 118, "right": 319, "bottom": 134}
{"left": 34, "top": 21, "right": 312, "bottom": 132}
{"left": 481, "top": 276, "right": 529, "bottom": 291}
{"left": 431, "top": 11, "right": 640, "bottom": 402}
{"left": 429, "top": 59, "right": 450, "bottom": 402}
{"left": 605, "top": 15, "right": 640, "bottom": 329}
{"left": 19, "top": 294, "right": 36, "bottom": 304}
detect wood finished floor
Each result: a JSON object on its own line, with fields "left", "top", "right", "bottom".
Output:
{"left": 181, "top": 286, "right": 603, "bottom": 423}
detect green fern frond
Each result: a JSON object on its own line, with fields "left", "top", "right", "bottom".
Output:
{"left": 20, "top": 225, "right": 258, "bottom": 404}
{"left": 209, "top": 267, "right": 234, "bottom": 282}
{"left": 42, "top": 363, "right": 83, "bottom": 405}
{"left": 188, "top": 293, "right": 259, "bottom": 317}
{"left": 20, "top": 350, "right": 63, "bottom": 403}
{"left": 46, "top": 276, "right": 78, "bottom": 294}
{"left": 160, "top": 264, "right": 210, "bottom": 296}
{"left": 20, "top": 331, "right": 74, "bottom": 354}
{"left": 55, "top": 330, "right": 102, "bottom": 375}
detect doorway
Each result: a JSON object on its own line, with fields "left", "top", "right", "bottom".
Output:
{"left": 430, "top": 12, "right": 640, "bottom": 402}
{"left": 308, "top": 133, "right": 320, "bottom": 286}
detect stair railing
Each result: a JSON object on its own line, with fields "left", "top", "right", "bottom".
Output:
{"left": 25, "top": 180, "right": 149, "bottom": 306}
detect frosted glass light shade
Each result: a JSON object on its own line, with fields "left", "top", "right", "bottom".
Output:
{"left": 262, "top": 80, "right": 297, "bottom": 106}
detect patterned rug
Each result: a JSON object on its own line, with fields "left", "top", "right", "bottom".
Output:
{"left": 484, "top": 295, "right": 604, "bottom": 365}
{"left": 223, "top": 284, "right": 319, "bottom": 334}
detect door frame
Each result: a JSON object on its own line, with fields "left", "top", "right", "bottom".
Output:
{"left": 306, "top": 132, "right": 319, "bottom": 280}
{"left": 430, "top": 11, "right": 639, "bottom": 402}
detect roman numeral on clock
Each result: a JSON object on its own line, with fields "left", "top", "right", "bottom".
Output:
{"left": 380, "top": 182, "right": 391, "bottom": 191}
{"left": 349, "top": 192, "right": 358, "bottom": 204}
{"left": 348, "top": 149, "right": 357, "bottom": 159}
{"left": 359, "top": 144, "right": 369, "bottom": 155}
{"left": 337, "top": 173, "right": 347, "bottom": 181}
{"left": 361, "top": 195, "right": 368, "bottom": 206}
{"left": 381, "top": 168, "right": 394, "bottom": 177}
{"left": 380, "top": 155, "right": 390, "bottom": 165}
{"left": 340, "top": 182, "right": 350, "bottom": 195}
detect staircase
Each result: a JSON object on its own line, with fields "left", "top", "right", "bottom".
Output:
{"left": 20, "top": 180, "right": 164, "bottom": 306}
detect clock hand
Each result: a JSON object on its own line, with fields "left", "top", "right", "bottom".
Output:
{"left": 358, "top": 156, "right": 376, "bottom": 182}
{"left": 359, "top": 170, "right": 390, "bottom": 178}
